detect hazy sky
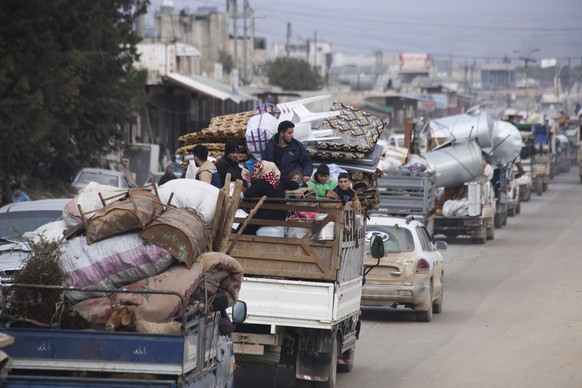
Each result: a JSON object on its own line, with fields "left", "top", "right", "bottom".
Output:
{"left": 151, "top": 0, "right": 582, "bottom": 64}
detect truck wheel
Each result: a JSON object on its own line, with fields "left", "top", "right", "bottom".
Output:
{"left": 535, "top": 177, "right": 543, "bottom": 196}
{"left": 486, "top": 225, "right": 494, "bottom": 240}
{"left": 516, "top": 201, "right": 521, "bottom": 215}
{"left": 472, "top": 237, "right": 485, "bottom": 244}
{"left": 494, "top": 213, "right": 502, "bottom": 229}
{"left": 508, "top": 206, "right": 515, "bottom": 217}
{"left": 314, "top": 338, "right": 338, "bottom": 388}
{"left": 337, "top": 348, "right": 354, "bottom": 373}
{"left": 502, "top": 211, "right": 507, "bottom": 226}
{"left": 542, "top": 182, "right": 548, "bottom": 192}
{"left": 580, "top": 175, "right": 582, "bottom": 184}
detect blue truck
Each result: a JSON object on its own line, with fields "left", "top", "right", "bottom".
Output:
{"left": 0, "top": 284, "right": 246, "bottom": 388}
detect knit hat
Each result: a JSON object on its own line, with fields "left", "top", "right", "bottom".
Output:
{"left": 316, "top": 164, "right": 330, "bottom": 176}
{"left": 224, "top": 139, "right": 239, "bottom": 155}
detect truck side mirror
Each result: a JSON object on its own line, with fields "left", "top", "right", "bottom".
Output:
{"left": 369, "top": 235, "right": 385, "bottom": 259}
{"left": 232, "top": 300, "right": 247, "bottom": 323}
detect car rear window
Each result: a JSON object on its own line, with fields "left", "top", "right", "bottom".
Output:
{"left": 77, "top": 172, "right": 118, "bottom": 186}
{"left": 365, "top": 226, "right": 414, "bottom": 253}
{"left": 0, "top": 211, "right": 63, "bottom": 241}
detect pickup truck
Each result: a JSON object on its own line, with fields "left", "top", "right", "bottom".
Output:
{"left": 433, "top": 176, "right": 496, "bottom": 244}
{"left": 228, "top": 199, "right": 365, "bottom": 387}
{"left": 0, "top": 284, "right": 246, "bottom": 388}
{"left": 372, "top": 170, "right": 436, "bottom": 237}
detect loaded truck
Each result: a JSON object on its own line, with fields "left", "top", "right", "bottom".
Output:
{"left": 433, "top": 176, "right": 496, "bottom": 244}
{"left": 228, "top": 198, "right": 365, "bottom": 387}
{"left": 373, "top": 170, "right": 436, "bottom": 236}
{"left": 0, "top": 285, "right": 247, "bottom": 388}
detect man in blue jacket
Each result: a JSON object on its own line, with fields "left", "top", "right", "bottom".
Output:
{"left": 262, "top": 120, "right": 313, "bottom": 183}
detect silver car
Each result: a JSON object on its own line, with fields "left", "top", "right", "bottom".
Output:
{"left": 362, "top": 215, "right": 446, "bottom": 322}
{"left": 0, "top": 198, "right": 69, "bottom": 278}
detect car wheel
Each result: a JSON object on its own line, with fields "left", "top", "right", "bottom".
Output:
{"left": 416, "top": 285, "right": 433, "bottom": 322}
{"left": 433, "top": 282, "right": 443, "bottom": 314}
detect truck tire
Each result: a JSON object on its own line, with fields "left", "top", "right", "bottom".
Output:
{"left": 535, "top": 177, "right": 543, "bottom": 196}
{"left": 542, "top": 182, "right": 548, "bottom": 192}
{"left": 508, "top": 206, "right": 515, "bottom": 217}
{"left": 516, "top": 201, "right": 521, "bottom": 215}
{"left": 471, "top": 236, "right": 485, "bottom": 244}
{"left": 315, "top": 338, "right": 337, "bottom": 388}
{"left": 337, "top": 348, "right": 354, "bottom": 373}
{"left": 494, "top": 213, "right": 502, "bottom": 229}
{"left": 486, "top": 224, "right": 494, "bottom": 240}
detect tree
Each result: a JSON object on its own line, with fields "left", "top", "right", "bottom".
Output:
{"left": 0, "top": 0, "right": 148, "bottom": 188}
{"left": 266, "top": 57, "right": 323, "bottom": 91}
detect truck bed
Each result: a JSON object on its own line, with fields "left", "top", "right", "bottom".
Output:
{"left": 229, "top": 201, "right": 365, "bottom": 282}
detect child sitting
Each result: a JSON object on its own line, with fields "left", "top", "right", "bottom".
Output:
{"left": 308, "top": 164, "right": 336, "bottom": 198}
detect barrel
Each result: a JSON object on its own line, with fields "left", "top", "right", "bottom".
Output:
{"left": 429, "top": 111, "right": 494, "bottom": 147}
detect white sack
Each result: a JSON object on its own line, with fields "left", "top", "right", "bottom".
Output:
{"left": 157, "top": 178, "right": 219, "bottom": 228}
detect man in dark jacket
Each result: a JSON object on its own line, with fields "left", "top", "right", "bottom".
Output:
{"left": 262, "top": 120, "right": 313, "bottom": 183}
{"left": 216, "top": 139, "right": 247, "bottom": 188}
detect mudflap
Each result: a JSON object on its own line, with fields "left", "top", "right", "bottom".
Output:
{"left": 295, "top": 329, "right": 336, "bottom": 382}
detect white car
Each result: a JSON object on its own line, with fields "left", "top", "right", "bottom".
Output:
{"left": 71, "top": 168, "right": 132, "bottom": 194}
{"left": 362, "top": 215, "right": 446, "bottom": 322}
{"left": 0, "top": 198, "right": 69, "bottom": 279}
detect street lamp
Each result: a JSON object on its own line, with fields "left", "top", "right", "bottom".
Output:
{"left": 514, "top": 48, "right": 539, "bottom": 119}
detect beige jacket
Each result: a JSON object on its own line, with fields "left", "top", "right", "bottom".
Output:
{"left": 196, "top": 160, "right": 217, "bottom": 185}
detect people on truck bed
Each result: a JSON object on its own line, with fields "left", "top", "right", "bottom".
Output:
{"left": 290, "top": 170, "right": 308, "bottom": 188}
{"left": 216, "top": 139, "right": 247, "bottom": 189}
{"left": 192, "top": 144, "right": 220, "bottom": 188}
{"left": 308, "top": 164, "right": 337, "bottom": 198}
{"left": 240, "top": 160, "right": 299, "bottom": 235}
{"left": 262, "top": 120, "right": 313, "bottom": 183}
{"left": 333, "top": 172, "right": 361, "bottom": 212}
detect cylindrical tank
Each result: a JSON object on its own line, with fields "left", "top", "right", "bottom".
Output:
{"left": 490, "top": 120, "right": 522, "bottom": 164}
{"left": 429, "top": 111, "right": 494, "bottom": 147}
{"left": 424, "top": 140, "right": 484, "bottom": 188}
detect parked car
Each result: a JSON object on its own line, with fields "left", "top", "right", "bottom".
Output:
{"left": 0, "top": 198, "right": 69, "bottom": 279}
{"left": 71, "top": 168, "right": 132, "bottom": 194}
{"left": 361, "top": 215, "right": 447, "bottom": 322}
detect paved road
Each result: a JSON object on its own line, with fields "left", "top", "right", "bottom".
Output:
{"left": 235, "top": 169, "right": 582, "bottom": 387}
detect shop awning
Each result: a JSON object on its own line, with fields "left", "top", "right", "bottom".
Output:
{"left": 162, "top": 73, "right": 255, "bottom": 103}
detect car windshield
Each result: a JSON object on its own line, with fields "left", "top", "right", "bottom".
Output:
{"left": 0, "top": 211, "right": 62, "bottom": 241}
{"left": 365, "top": 225, "right": 415, "bottom": 253}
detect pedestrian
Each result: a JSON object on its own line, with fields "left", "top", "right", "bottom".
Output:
{"left": 215, "top": 139, "right": 247, "bottom": 189}
{"left": 262, "top": 120, "right": 313, "bottom": 183}
{"left": 11, "top": 183, "right": 30, "bottom": 202}
{"left": 158, "top": 163, "right": 178, "bottom": 186}
{"left": 308, "top": 164, "right": 336, "bottom": 198}
{"left": 192, "top": 144, "right": 220, "bottom": 188}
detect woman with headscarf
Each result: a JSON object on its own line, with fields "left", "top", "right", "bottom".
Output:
{"left": 241, "top": 160, "right": 299, "bottom": 235}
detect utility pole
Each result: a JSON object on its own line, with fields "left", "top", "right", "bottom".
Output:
{"left": 515, "top": 48, "right": 539, "bottom": 118}
{"left": 313, "top": 30, "right": 317, "bottom": 73}
{"left": 286, "top": 23, "right": 291, "bottom": 57}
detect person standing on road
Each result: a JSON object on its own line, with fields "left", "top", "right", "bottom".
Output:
{"left": 262, "top": 120, "right": 313, "bottom": 183}
{"left": 158, "top": 163, "right": 178, "bottom": 186}
{"left": 10, "top": 183, "right": 30, "bottom": 202}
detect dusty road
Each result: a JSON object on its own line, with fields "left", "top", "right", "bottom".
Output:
{"left": 235, "top": 169, "right": 582, "bottom": 388}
